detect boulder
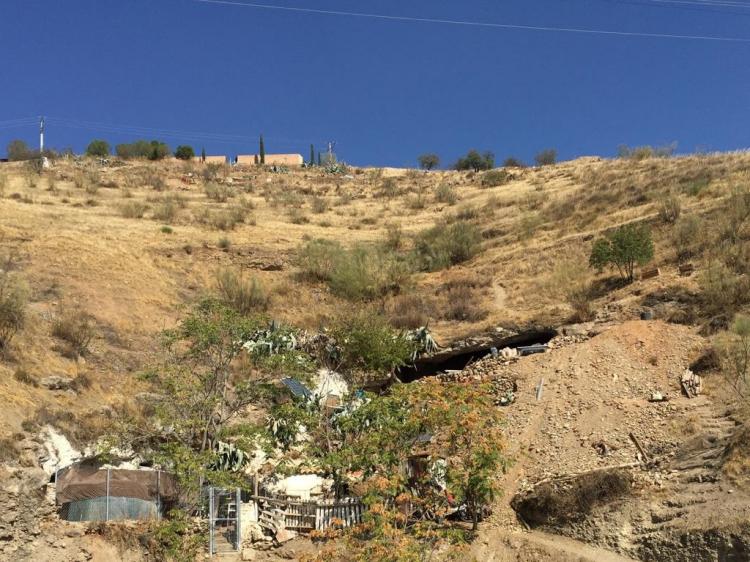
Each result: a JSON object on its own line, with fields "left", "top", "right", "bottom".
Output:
{"left": 39, "top": 376, "right": 74, "bottom": 391}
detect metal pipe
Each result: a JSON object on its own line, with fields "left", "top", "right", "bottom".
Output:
{"left": 105, "top": 468, "right": 111, "bottom": 522}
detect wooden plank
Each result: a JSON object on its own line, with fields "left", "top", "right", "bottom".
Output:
{"left": 629, "top": 432, "right": 650, "bottom": 463}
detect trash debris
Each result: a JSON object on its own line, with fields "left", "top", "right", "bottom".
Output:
{"left": 680, "top": 369, "right": 702, "bottom": 398}
{"left": 641, "top": 267, "right": 661, "bottom": 280}
{"left": 648, "top": 391, "right": 669, "bottom": 403}
{"left": 518, "top": 344, "right": 548, "bottom": 357}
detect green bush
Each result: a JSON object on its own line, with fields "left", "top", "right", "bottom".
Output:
{"left": 589, "top": 223, "right": 654, "bottom": 282}
{"left": 215, "top": 268, "right": 269, "bottom": 313}
{"left": 413, "top": 220, "right": 482, "bottom": 272}
{"left": 85, "top": 139, "right": 110, "bottom": 157}
{"left": 455, "top": 150, "right": 494, "bottom": 172}
{"left": 332, "top": 310, "right": 417, "bottom": 375}
{"left": 174, "top": 145, "right": 195, "bottom": 160}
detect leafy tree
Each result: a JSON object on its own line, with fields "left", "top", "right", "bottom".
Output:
{"left": 589, "top": 223, "right": 654, "bottom": 282}
{"left": 455, "top": 150, "right": 494, "bottom": 172}
{"left": 149, "top": 140, "right": 170, "bottom": 160}
{"left": 116, "top": 140, "right": 153, "bottom": 159}
{"left": 174, "top": 145, "right": 195, "bottom": 160}
{"left": 85, "top": 139, "right": 110, "bottom": 157}
{"left": 534, "top": 149, "right": 557, "bottom": 166}
{"left": 259, "top": 135, "right": 265, "bottom": 165}
{"left": 7, "top": 139, "right": 33, "bottom": 161}
{"left": 418, "top": 153, "right": 440, "bottom": 171}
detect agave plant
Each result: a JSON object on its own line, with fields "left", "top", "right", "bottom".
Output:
{"left": 242, "top": 320, "right": 298, "bottom": 356}
{"left": 210, "top": 441, "right": 249, "bottom": 473}
{"left": 405, "top": 326, "right": 439, "bottom": 362}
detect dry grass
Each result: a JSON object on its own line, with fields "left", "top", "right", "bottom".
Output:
{"left": 1, "top": 151, "right": 750, "bottom": 437}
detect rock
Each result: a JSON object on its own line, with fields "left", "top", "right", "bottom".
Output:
{"left": 242, "top": 548, "right": 257, "bottom": 561}
{"left": 39, "top": 376, "right": 74, "bottom": 391}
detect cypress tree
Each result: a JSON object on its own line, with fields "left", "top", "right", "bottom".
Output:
{"left": 309, "top": 144, "right": 315, "bottom": 166}
{"left": 200, "top": 146, "right": 206, "bottom": 163}
{"left": 259, "top": 135, "right": 265, "bottom": 165}
{"left": 317, "top": 151, "right": 322, "bottom": 166}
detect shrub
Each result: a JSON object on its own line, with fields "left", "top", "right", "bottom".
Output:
{"left": 160, "top": 225, "right": 173, "bottom": 234}
{"left": 215, "top": 268, "right": 269, "bottom": 313}
{"left": 699, "top": 259, "right": 750, "bottom": 322}
{"left": 715, "top": 314, "right": 750, "bottom": 403}
{"left": 455, "top": 150, "right": 494, "bottom": 172}
{"left": 119, "top": 201, "right": 148, "bottom": 219}
{"left": 13, "top": 368, "right": 37, "bottom": 386}
{"left": 218, "top": 237, "right": 231, "bottom": 250}
{"left": 657, "top": 194, "right": 681, "bottom": 224}
{"left": 405, "top": 193, "right": 426, "bottom": 210}
{"left": 298, "top": 239, "right": 411, "bottom": 300}
{"left": 589, "top": 223, "right": 654, "bottom": 282}
{"left": 442, "top": 285, "right": 488, "bottom": 322}
{"left": 332, "top": 310, "right": 417, "bottom": 375}
{"left": 7, "top": 139, "right": 34, "bottom": 161}
{"left": 518, "top": 212, "right": 543, "bottom": 240}
{"left": 481, "top": 169, "right": 511, "bottom": 188}
{"left": 534, "top": 149, "right": 557, "bottom": 167}
{"left": 417, "top": 153, "right": 440, "bottom": 170}
{"left": 0, "top": 270, "right": 27, "bottom": 350}
{"left": 298, "top": 239, "right": 341, "bottom": 281}
{"left": 52, "top": 306, "right": 95, "bottom": 358}
{"left": 383, "top": 224, "right": 403, "bottom": 251}
{"left": 152, "top": 198, "right": 179, "bottom": 223}
{"left": 287, "top": 208, "right": 310, "bottom": 224}
{"left": 434, "top": 183, "right": 458, "bottom": 205}
{"left": 385, "top": 293, "right": 434, "bottom": 329}
{"left": 85, "top": 139, "right": 110, "bottom": 157}
{"left": 672, "top": 215, "right": 703, "bottom": 260}
{"left": 413, "top": 221, "right": 482, "bottom": 272}
{"left": 617, "top": 143, "right": 676, "bottom": 160}
{"left": 204, "top": 182, "right": 233, "bottom": 202}
{"left": 197, "top": 206, "right": 248, "bottom": 230}
{"left": 311, "top": 196, "right": 328, "bottom": 214}
{"left": 379, "top": 178, "right": 401, "bottom": 198}
{"left": 503, "top": 157, "right": 525, "bottom": 168}
{"left": 174, "top": 145, "right": 195, "bottom": 160}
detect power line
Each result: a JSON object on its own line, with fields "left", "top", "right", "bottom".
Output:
{"left": 44, "top": 116, "right": 321, "bottom": 147}
{"left": 194, "top": 0, "right": 750, "bottom": 43}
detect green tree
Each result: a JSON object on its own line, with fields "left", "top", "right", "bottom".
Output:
{"left": 259, "top": 135, "right": 265, "bottom": 165}
{"left": 589, "top": 223, "right": 654, "bottom": 282}
{"left": 418, "top": 153, "right": 440, "bottom": 171}
{"left": 455, "top": 150, "right": 494, "bottom": 172}
{"left": 534, "top": 149, "right": 557, "bottom": 166}
{"left": 174, "top": 145, "right": 195, "bottom": 160}
{"left": 85, "top": 139, "right": 110, "bottom": 157}
{"left": 149, "top": 140, "right": 171, "bottom": 161}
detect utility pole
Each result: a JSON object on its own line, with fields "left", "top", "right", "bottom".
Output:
{"left": 39, "top": 116, "right": 45, "bottom": 154}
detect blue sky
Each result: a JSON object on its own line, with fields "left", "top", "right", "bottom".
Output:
{"left": 1, "top": 0, "right": 749, "bottom": 167}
